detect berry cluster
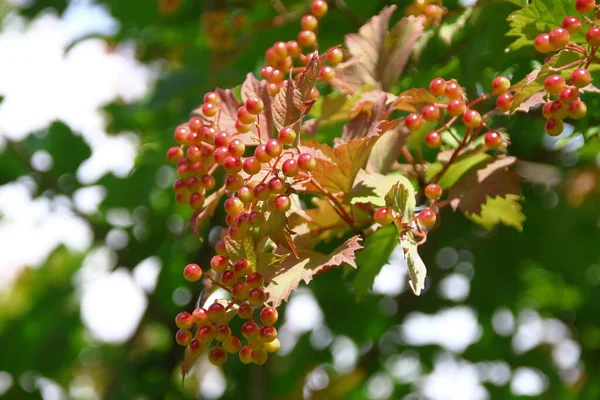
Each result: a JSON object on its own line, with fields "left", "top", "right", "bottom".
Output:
{"left": 405, "top": 0, "right": 445, "bottom": 26}
{"left": 177, "top": 263, "right": 280, "bottom": 365}
{"left": 532, "top": 9, "right": 597, "bottom": 136}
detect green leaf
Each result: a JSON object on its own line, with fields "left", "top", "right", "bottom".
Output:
{"left": 436, "top": 152, "right": 491, "bottom": 189}
{"left": 350, "top": 170, "right": 415, "bottom": 208}
{"left": 353, "top": 225, "right": 399, "bottom": 300}
{"left": 468, "top": 194, "right": 526, "bottom": 231}
{"left": 400, "top": 235, "right": 427, "bottom": 295}
{"left": 506, "top": 0, "right": 581, "bottom": 51}
{"left": 265, "top": 236, "right": 363, "bottom": 307}
{"left": 384, "top": 182, "right": 416, "bottom": 221}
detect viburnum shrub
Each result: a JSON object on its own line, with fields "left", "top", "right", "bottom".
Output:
{"left": 166, "top": 0, "right": 600, "bottom": 375}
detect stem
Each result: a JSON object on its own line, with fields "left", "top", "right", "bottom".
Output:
{"left": 433, "top": 127, "right": 472, "bottom": 184}
{"left": 551, "top": 58, "right": 588, "bottom": 72}
{"left": 467, "top": 93, "right": 492, "bottom": 108}
{"left": 205, "top": 274, "right": 232, "bottom": 294}
{"left": 329, "top": 77, "right": 356, "bottom": 95}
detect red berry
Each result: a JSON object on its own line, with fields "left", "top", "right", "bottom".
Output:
{"left": 309, "top": 87, "right": 320, "bottom": 100}
{"left": 175, "top": 312, "right": 194, "bottom": 329}
{"left": 272, "top": 41, "right": 288, "bottom": 59}
{"left": 373, "top": 207, "right": 393, "bottom": 225}
{"left": 548, "top": 100, "right": 568, "bottom": 119}
{"left": 298, "top": 30, "right": 317, "bottom": 47}
{"left": 286, "top": 41, "right": 301, "bottom": 57}
{"left": 265, "top": 139, "right": 283, "bottom": 157}
{"left": 183, "top": 263, "right": 202, "bottom": 282}
{"left": 246, "top": 272, "right": 264, "bottom": 289}
{"left": 405, "top": 113, "right": 422, "bottom": 132}
{"left": 254, "top": 145, "right": 272, "bottom": 163}
{"left": 562, "top": 16, "right": 582, "bottom": 33}
{"left": 496, "top": 93, "right": 513, "bottom": 111}
{"left": 253, "top": 348, "right": 269, "bottom": 363}
{"left": 224, "top": 197, "right": 244, "bottom": 216}
{"left": 225, "top": 174, "right": 244, "bottom": 191}
{"left": 559, "top": 86, "right": 579, "bottom": 104}
{"left": 545, "top": 118, "right": 564, "bottom": 136}
{"left": 425, "top": 131, "right": 442, "bottom": 148}
{"left": 174, "top": 125, "right": 191, "bottom": 145}
{"left": 422, "top": 105, "right": 440, "bottom": 121}
{"left": 274, "top": 194, "right": 291, "bottom": 212}
{"left": 260, "top": 306, "right": 279, "bottom": 325}
{"left": 567, "top": 100, "right": 587, "bottom": 119}
{"left": 243, "top": 156, "right": 261, "bottom": 175}
{"left": 586, "top": 27, "right": 600, "bottom": 46}
{"left": 429, "top": 78, "right": 446, "bottom": 96}
{"left": 237, "top": 106, "right": 257, "bottom": 125}
{"left": 576, "top": 0, "right": 596, "bottom": 14}
{"left": 534, "top": 33, "right": 553, "bottom": 53}
{"left": 202, "top": 103, "right": 218, "bottom": 117}
{"left": 215, "top": 324, "right": 232, "bottom": 341}
{"left": 549, "top": 28, "right": 570, "bottom": 49}
{"left": 232, "top": 282, "right": 249, "bottom": 301}
{"left": 462, "top": 109, "right": 482, "bottom": 128}
{"left": 424, "top": 4, "right": 443, "bottom": 19}
{"left": 238, "top": 303, "right": 254, "bottom": 319}
{"left": 207, "top": 302, "right": 226, "bottom": 322}
{"left": 484, "top": 131, "right": 502, "bottom": 150}
{"left": 320, "top": 65, "right": 335, "bottom": 81}
{"left": 208, "top": 347, "right": 227, "bottom": 366}
{"left": 298, "top": 153, "right": 316, "bottom": 171}
{"left": 282, "top": 158, "right": 299, "bottom": 177}
{"left": 188, "top": 338, "right": 205, "bottom": 354}
{"left": 211, "top": 255, "right": 229, "bottom": 273}
{"left": 301, "top": 14, "right": 318, "bottom": 31}
{"left": 311, "top": 0, "right": 328, "bottom": 17}
{"left": 424, "top": 183, "right": 442, "bottom": 200}
{"left": 239, "top": 346, "right": 253, "bottom": 364}
{"left": 278, "top": 127, "right": 297, "bottom": 145}
{"left": 223, "top": 336, "right": 242, "bottom": 354}
{"left": 192, "top": 307, "right": 209, "bottom": 326}
{"left": 570, "top": 68, "right": 592, "bottom": 88}
{"left": 253, "top": 183, "right": 270, "bottom": 200}
{"left": 267, "top": 177, "right": 285, "bottom": 193}
{"left": 444, "top": 80, "right": 462, "bottom": 99}
{"left": 223, "top": 156, "right": 243, "bottom": 174}
{"left": 175, "top": 329, "right": 192, "bottom": 346}
{"left": 221, "top": 270, "right": 237, "bottom": 287}
{"left": 233, "top": 259, "right": 252, "bottom": 277}
{"left": 327, "top": 47, "right": 343, "bottom": 64}
{"left": 544, "top": 74, "right": 566, "bottom": 94}
{"left": 228, "top": 139, "right": 245, "bottom": 158}
{"left": 248, "top": 288, "right": 267, "bottom": 306}
{"left": 242, "top": 321, "right": 260, "bottom": 338}
{"left": 447, "top": 99, "right": 466, "bottom": 116}
{"left": 417, "top": 208, "right": 436, "bottom": 229}
{"left": 235, "top": 120, "right": 252, "bottom": 134}
{"left": 215, "top": 240, "right": 227, "bottom": 256}
{"left": 260, "top": 326, "right": 278, "bottom": 343}
{"left": 189, "top": 192, "right": 205, "bottom": 210}
{"left": 204, "top": 91, "right": 220, "bottom": 105}
{"left": 167, "top": 146, "right": 184, "bottom": 162}
{"left": 491, "top": 76, "right": 511, "bottom": 94}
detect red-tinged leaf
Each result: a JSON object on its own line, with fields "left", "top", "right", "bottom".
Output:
{"left": 305, "top": 135, "right": 381, "bottom": 194}
{"left": 194, "top": 187, "right": 226, "bottom": 234}
{"left": 298, "top": 139, "right": 336, "bottom": 163}
{"left": 366, "top": 124, "right": 410, "bottom": 174}
{"left": 265, "top": 235, "right": 363, "bottom": 307}
{"left": 394, "top": 88, "right": 439, "bottom": 112}
{"left": 297, "top": 51, "right": 324, "bottom": 101}
{"left": 241, "top": 73, "right": 274, "bottom": 142}
{"left": 514, "top": 91, "right": 545, "bottom": 113}
{"left": 337, "top": 91, "right": 397, "bottom": 144}
{"left": 448, "top": 156, "right": 521, "bottom": 215}
{"left": 215, "top": 88, "right": 240, "bottom": 131}
{"left": 257, "top": 207, "right": 298, "bottom": 258}
{"left": 273, "top": 79, "right": 303, "bottom": 132}
{"left": 338, "top": 7, "right": 424, "bottom": 91}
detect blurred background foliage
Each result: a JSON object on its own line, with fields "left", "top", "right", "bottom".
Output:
{"left": 1, "top": 0, "right": 600, "bottom": 399}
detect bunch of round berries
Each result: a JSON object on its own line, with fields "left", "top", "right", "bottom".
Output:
{"left": 541, "top": 69, "right": 591, "bottom": 136}
{"left": 259, "top": 0, "right": 343, "bottom": 98}
{"left": 374, "top": 183, "right": 442, "bottom": 232}
{"left": 408, "top": 75, "right": 508, "bottom": 151}
{"left": 534, "top": 11, "right": 600, "bottom": 54}
{"left": 405, "top": 0, "right": 445, "bottom": 26}
{"left": 177, "top": 263, "right": 281, "bottom": 365}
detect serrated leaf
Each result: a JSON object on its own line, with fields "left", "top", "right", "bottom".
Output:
{"left": 338, "top": 91, "right": 395, "bottom": 144}
{"left": 338, "top": 6, "right": 424, "bottom": 91}
{"left": 449, "top": 156, "right": 522, "bottom": 215}
{"left": 305, "top": 135, "right": 381, "bottom": 194}
{"left": 273, "top": 79, "right": 303, "bottom": 132}
{"left": 257, "top": 207, "right": 298, "bottom": 258}
{"left": 506, "top": 0, "right": 581, "bottom": 51}
{"left": 434, "top": 152, "right": 491, "bottom": 189}
{"left": 265, "top": 236, "right": 363, "bottom": 307}
{"left": 298, "top": 51, "right": 324, "bottom": 101}
{"left": 366, "top": 124, "right": 410, "bottom": 174}
{"left": 353, "top": 225, "right": 399, "bottom": 300}
{"left": 194, "top": 188, "right": 226, "bottom": 234}
{"left": 394, "top": 88, "right": 439, "bottom": 113}
{"left": 241, "top": 73, "right": 274, "bottom": 142}
{"left": 400, "top": 235, "right": 427, "bottom": 295}
{"left": 257, "top": 252, "right": 289, "bottom": 275}
{"left": 299, "top": 139, "right": 336, "bottom": 162}
{"left": 350, "top": 170, "right": 415, "bottom": 209}
{"left": 468, "top": 194, "right": 526, "bottom": 231}
{"left": 385, "top": 183, "right": 416, "bottom": 221}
